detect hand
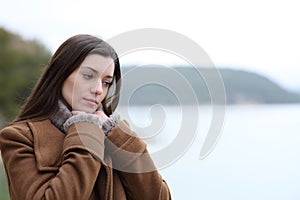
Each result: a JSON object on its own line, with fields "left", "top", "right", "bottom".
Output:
{"left": 71, "top": 106, "right": 109, "bottom": 121}
{"left": 95, "top": 110, "right": 109, "bottom": 121}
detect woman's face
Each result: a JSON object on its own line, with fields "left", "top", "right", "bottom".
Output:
{"left": 62, "top": 54, "right": 115, "bottom": 113}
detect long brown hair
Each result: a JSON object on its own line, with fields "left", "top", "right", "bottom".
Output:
{"left": 15, "top": 34, "right": 121, "bottom": 122}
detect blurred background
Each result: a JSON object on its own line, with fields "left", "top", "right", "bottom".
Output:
{"left": 0, "top": 0, "right": 300, "bottom": 199}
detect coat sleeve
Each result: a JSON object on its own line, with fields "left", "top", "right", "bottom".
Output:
{"left": 106, "top": 120, "right": 172, "bottom": 200}
{"left": 0, "top": 121, "right": 103, "bottom": 200}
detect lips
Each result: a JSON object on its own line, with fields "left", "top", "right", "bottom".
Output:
{"left": 84, "top": 98, "right": 99, "bottom": 106}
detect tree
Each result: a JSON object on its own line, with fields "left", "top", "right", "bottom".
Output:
{"left": 0, "top": 27, "right": 51, "bottom": 127}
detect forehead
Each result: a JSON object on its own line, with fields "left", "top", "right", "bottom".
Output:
{"left": 80, "top": 54, "right": 115, "bottom": 74}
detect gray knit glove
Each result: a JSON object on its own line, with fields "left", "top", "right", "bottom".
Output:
{"left": 63, "top": 112, "right": 120, "bottom": 135}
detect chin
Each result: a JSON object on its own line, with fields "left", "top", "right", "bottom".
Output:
{"left": 84, "top": 108, "right": 97, "bottom": 114}
{"left": 74, "top": 106, "right": 96, "bottom": 114}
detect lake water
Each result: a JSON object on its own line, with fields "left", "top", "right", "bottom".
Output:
{"left": 1, "top": 104, "right": 299, "bottom": 199}
{"left": 118, "top": 104, "right": 300, "bottom": 200}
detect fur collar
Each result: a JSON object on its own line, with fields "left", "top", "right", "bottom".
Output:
{"left": 50, "top": 100, "right": 72, "bottom": 133}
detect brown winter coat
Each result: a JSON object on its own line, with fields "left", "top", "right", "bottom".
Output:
{"left": 0, "top": 119, "right": 171, "bottom": 199}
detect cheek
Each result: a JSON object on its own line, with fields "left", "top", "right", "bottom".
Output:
{"left": 62, "top": 76, "right": 75, "bottom": 107}
{"left": 101, "top": 87, "right": 110, "bottom": 100}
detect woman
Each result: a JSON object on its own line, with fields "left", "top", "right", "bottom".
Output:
{"left": 0, "top": 34, "right": 171, "bottom": 199}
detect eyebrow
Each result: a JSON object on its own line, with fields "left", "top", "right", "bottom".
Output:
{"left": 82, "top": 66, "right": 113, "bottom": 79}
{"left": 82, "top": 66, "right": 99, "bottom": 74}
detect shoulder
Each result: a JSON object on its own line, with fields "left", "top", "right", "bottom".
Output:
{"left": 0, "top": 121, "right": 33, "bottom": 145}
{"left": 0, "top": 119, "right": 63, "bottom": 149}
{"left": 0, "top": 119, "right": 65, "bottom": 170}
{"left": 1, "top": 121, "right": 30, "bottom": 133}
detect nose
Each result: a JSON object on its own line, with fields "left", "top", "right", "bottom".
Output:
{"left": 91, "top": 80, "right": 103, "bottom": 95}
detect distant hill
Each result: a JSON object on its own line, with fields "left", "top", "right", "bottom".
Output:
{"left": 1, "top": 26, "right": 300, "bottom": 127}
{"left": 119, "top": 66, "right": 300, "bottom": 105}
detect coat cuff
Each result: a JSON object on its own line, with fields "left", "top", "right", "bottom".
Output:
{"left": 63, "top": 114, "right": 102, "bottom": 132}
{"left": 105, "top": 120, "right": 149, "bottom": 172}
{"left": 102, "top": 112, "right": 121, "bottom": 135}
{"left": 64, "top": 121, "right": 105, "bottom": 163}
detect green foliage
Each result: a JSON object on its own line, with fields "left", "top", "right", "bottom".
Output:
{"left": 0, "top": 27, "right": 51, "bottom": 126}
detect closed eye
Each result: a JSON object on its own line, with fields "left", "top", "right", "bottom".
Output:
{"left": 83, "top": 73, "right": 93, "bottom": 80}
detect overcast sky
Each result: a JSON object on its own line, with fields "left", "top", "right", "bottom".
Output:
{"left": 1, "top": 0, "right": 299, "bottom": 91}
